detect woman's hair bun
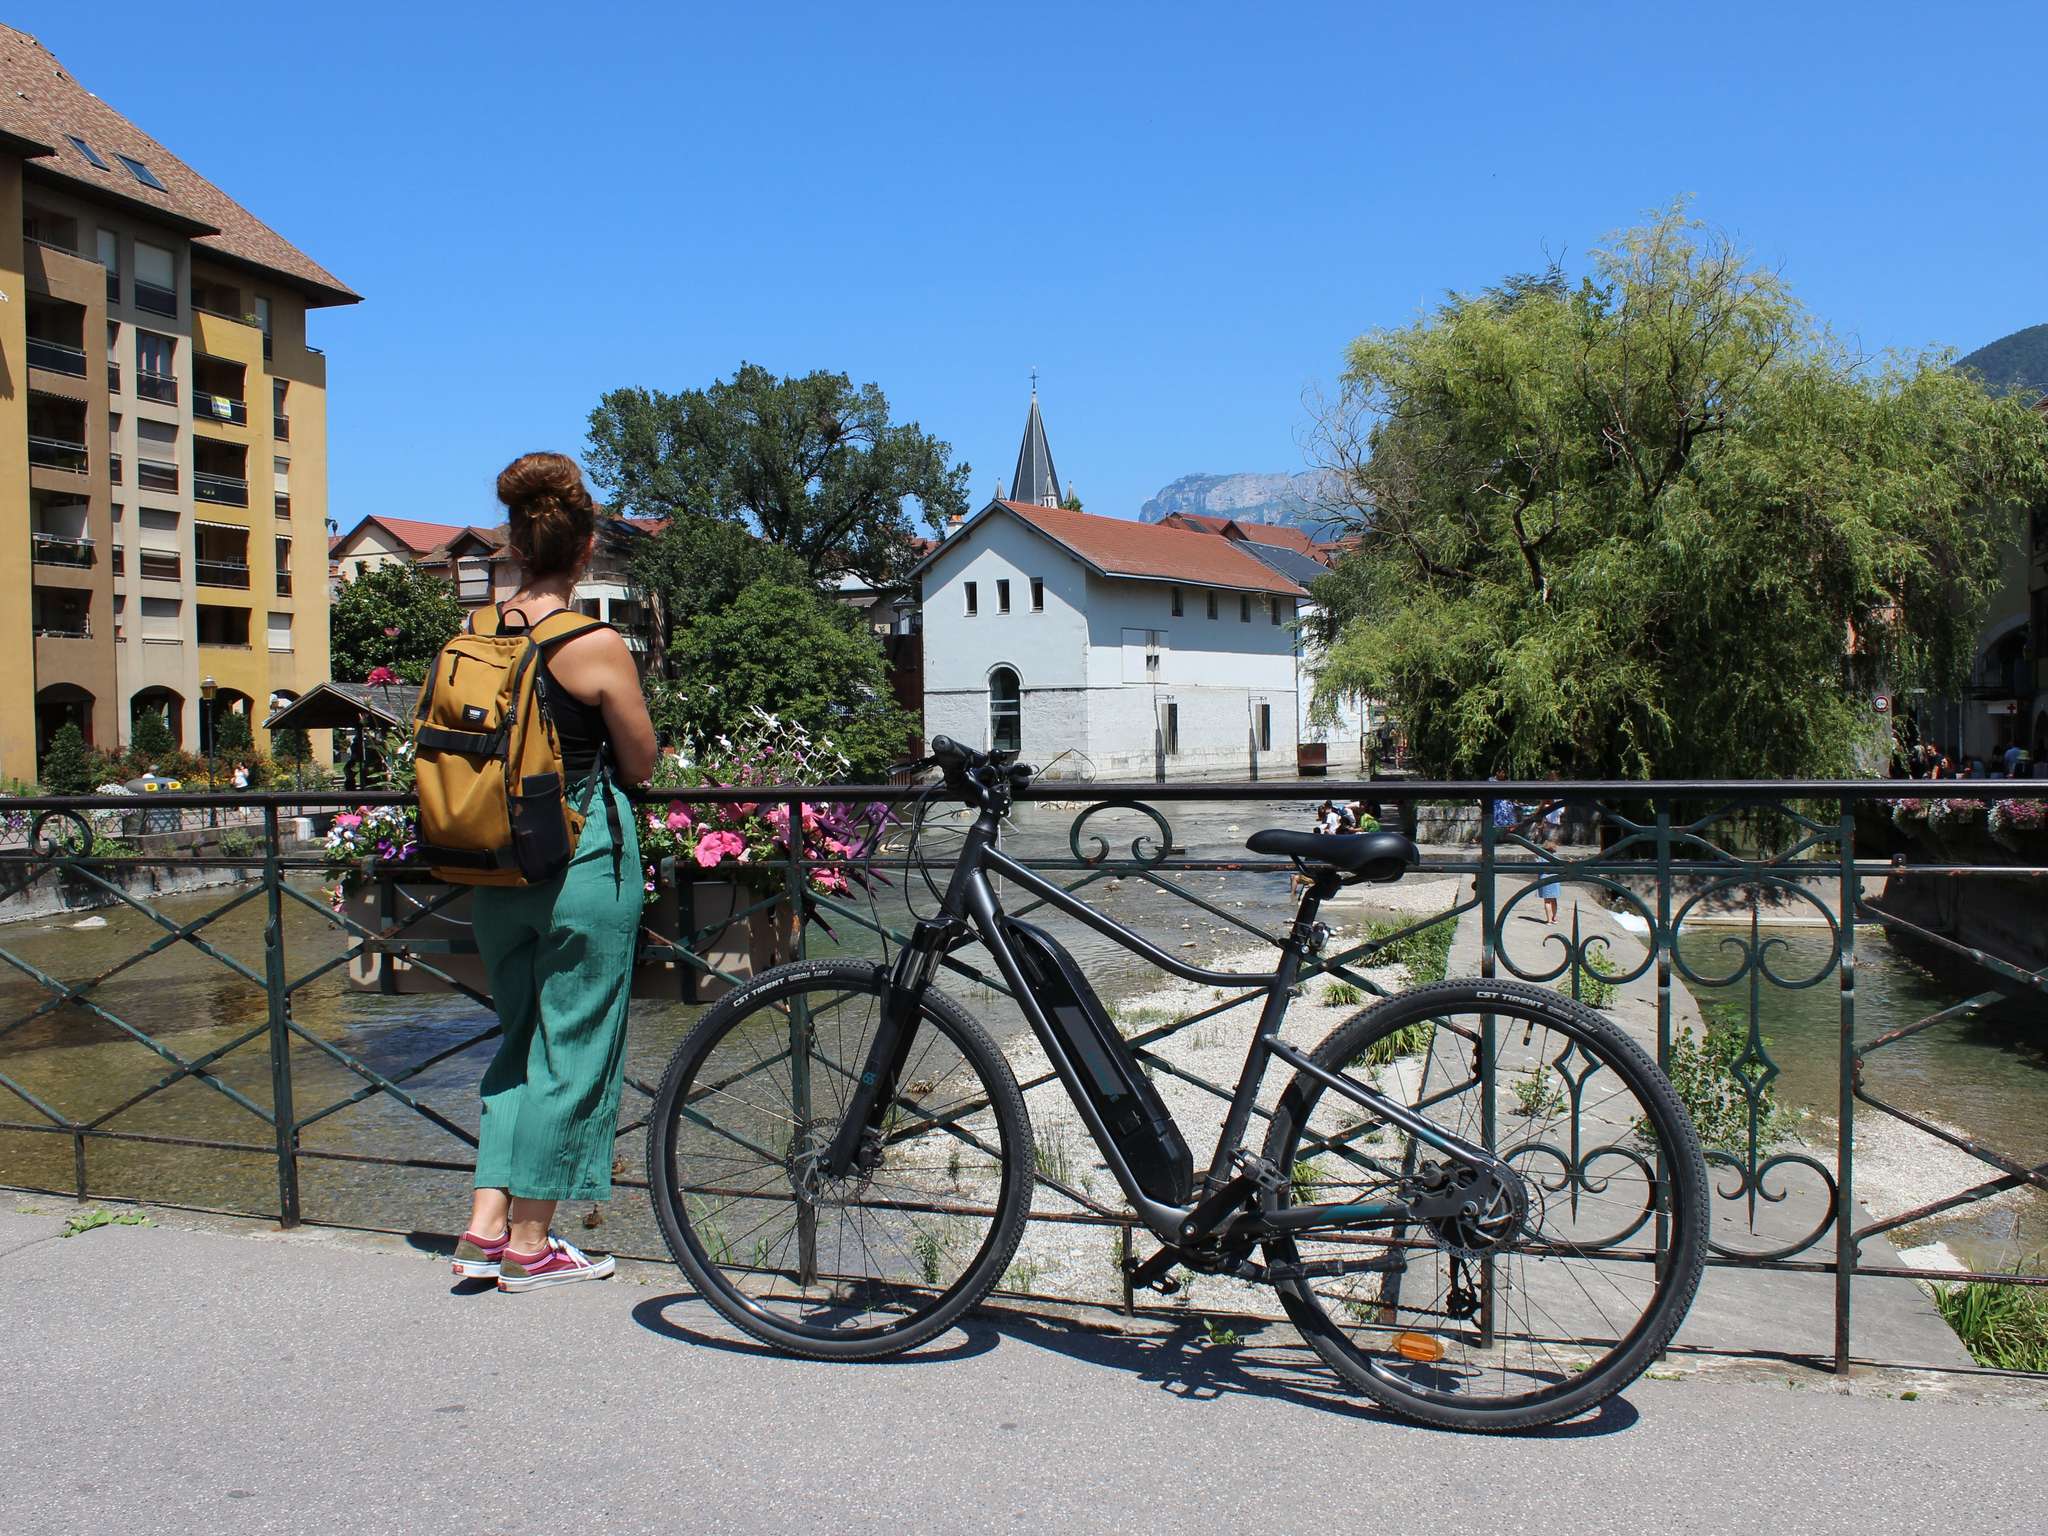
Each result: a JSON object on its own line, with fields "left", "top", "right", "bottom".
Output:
{"left": 496, "top": 451, "right": 596, "bottom": 578}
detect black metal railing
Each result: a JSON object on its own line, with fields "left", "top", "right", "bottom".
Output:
{"left": 137, "top": 459, "right": 179, "bottom": 493}
{"left": 193, "top": 472, "right": 248, "bottom": 507}
{"left": 107, "top": 362, "right": 121, "bottom": 394}
{"left": 29, "top": 533, "right": 94, "bottom": 568}
{"left": 28, "top": 619, "right": 91, "bottom": 639}
{"left": 27, "top": 436, "right": 88, "bottom": 473}
{"left": 137, "top": 372, "right": 178, "bottom": 405}
{"left": 2, "top": 778, "right": 2044, "bottom": 1375}
{"left": 109, "top": 453, "right": 123, "bottom": 485}
{"left": 194, "top": 558, "right": 250, "bottom": 589}
{"left": 194, "top": 390, "right": 246, "bottom": 426}
{"left": 134, "top": 281, "right": 177, "bottom": 317}
{"left": 27, "top": 337, "right": 88, "bottom": 376}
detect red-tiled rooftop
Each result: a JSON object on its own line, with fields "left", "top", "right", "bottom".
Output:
{"left": 996, "top": 502, "right": 1307, "bottom": 596}
{"left": 334, "top": 515, "right": 467, "bottom": 556}
{"left": 0, "top": 24, "right": 357, "bottom": 304}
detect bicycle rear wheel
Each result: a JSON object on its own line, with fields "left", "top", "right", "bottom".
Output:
{"left": 1260, "top": 978, "right": 1708, "bottom": 1431}
{"left": 647, "top": 958, "right": 1032, "bottom": 1358}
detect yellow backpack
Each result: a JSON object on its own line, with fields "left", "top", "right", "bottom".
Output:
{"left": 411, "top": 604, "right": 609, "bottom": 886}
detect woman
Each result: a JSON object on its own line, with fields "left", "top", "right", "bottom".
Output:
{"left": 449, "top": 452, "right": 657, "bottom": 1294}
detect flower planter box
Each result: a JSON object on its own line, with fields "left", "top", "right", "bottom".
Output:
{"left": 341, "top": 872, "right": 797, "bottom": 1003}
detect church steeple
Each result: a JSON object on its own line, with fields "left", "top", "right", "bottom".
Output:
{"left": 1010, "top": 373, "right": 1062, "bottom": 507}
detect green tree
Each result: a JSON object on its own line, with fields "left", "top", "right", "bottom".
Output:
{"left": 1305, "top": 206, "right": 2048, "bottom": 780}
{"left": 586, "top": 363, "right": 970, "bottom": 584}
{"left": 128, "top": 706, "right": 175, "bottom": 761}
{"left": 212, "top": 709, "right": 254, "bottom": 757}
{"left": 272, "top": 727, "right": 311, "bottom": 769}
{"left": 663, "top": 579, "right": 913, "bottom": 777}
{"left": 630, "top": 511, "right": 813, "bottom": 653}
{"left": 39, "top": 723, "right": 100, "bottom": 795}
{"left": 329, "top": 561, "right": 464, "bottom": 685}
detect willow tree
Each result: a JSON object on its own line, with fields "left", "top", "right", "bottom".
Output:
{"left": 1305, "top": 207, "right": 2048, "bottom": 780}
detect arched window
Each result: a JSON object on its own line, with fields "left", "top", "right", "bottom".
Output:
{"left": 988, "top": 667, "right": 1021, "bottom": 754}
{"left": 130, "top": 687, "right": 184, "bottom": 748}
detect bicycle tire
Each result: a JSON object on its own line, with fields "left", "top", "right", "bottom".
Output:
{"left": 647, "top": 957, "right": 1033, "bottom": 1360}
{"left": 1260, "top": 977, "right": 1709, "bottom": 1431}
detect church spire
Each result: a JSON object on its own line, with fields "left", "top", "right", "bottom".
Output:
{"left": 1010, "top": 375, "right": 1062, "bottom": 508}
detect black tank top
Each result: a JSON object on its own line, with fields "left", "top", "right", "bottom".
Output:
{"left": 539, "top": 652, "right": 609, "bottom": 777}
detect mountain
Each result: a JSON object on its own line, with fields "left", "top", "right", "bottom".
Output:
{"left": 1137, "top": 471, "right": 1342, "bottom": 533}
{"left": 1956, "top": 324, "right": 2048, "bottom": 401}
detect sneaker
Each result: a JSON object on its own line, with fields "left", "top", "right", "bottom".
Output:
{"left": 450, "top": 1228, "right": 510, "bottom": 1279}
{"left": 496, "top": 1234, "right": 616, "bottom": 1293}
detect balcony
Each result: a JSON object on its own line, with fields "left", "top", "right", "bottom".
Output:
{"left": 30, "top": 533, "right": 95, "bottom": 568}
{"left": 137, "top": 459, "right": 179, "bottom": 494}
{"left": 194, "top": 472, "right": 249, "bottom": 507}
{"left": 273, "top": 413, "right": 290, "bottom": 443}
{"left": 137, "top": 371, "right": 178, "bottom": 405}
{"left": 32, "top": 617, "right": 92, "bottom": 640}
{"left": 134, "top": 281, "right": 177, "bottom": 318}
{"left": 27, "top": 337, "right": 87, "bottom": 377}
{"left": 196, "top": 559, "right": 251, "bottom": 590}
{"left": 194, "top": 390, "right": 247, "bottom": 426}
{"left": 28, "top": 436, "right": 89, "bottom": 474}
{"left": 274, "top": 493, "right": 291, "bottom": 520}
{"left": 138, "top": 550, "right": 181, "bottom": 583}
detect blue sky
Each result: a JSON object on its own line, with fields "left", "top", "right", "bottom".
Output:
{"left": 39, "top": 1, "right": 2048, "bottom": 530}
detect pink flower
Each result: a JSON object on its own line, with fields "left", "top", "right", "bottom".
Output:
{"left": 665, "top": 803, "right": 693, "bottom": 832}
{"left": 334, "top": 813, "right": 362, "bottom": 830}
{"left": 647, "top": 813, "right": 663, "bottom": 833}
{"left": 365, "top": 665, "right": 398, "bottom": 686}
{"left": 693, "top": 830, "right": 749, "bottom": 868}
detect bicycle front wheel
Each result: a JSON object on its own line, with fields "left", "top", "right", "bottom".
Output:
{"left": 1261, "top": 978, "right": 1708, "bottom": 1431}
{"left": 647, "top": 958, "right": 1032, "bottom": 1358}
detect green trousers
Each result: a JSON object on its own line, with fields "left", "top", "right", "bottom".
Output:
{"left": 472, "top": 778, "right": 641, "bottom": 1202}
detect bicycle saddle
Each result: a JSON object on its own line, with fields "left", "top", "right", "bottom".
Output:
{"left": 1247, "top": 828, "right": 1421, "bottom": 884}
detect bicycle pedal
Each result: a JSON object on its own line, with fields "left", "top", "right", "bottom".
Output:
{"left": 1233, "top": 1152, "right": 1285, "bottom": 1194}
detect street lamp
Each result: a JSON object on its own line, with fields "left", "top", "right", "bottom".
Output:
{"left": 200, "top": 675, "right": 218, "bottom": 827}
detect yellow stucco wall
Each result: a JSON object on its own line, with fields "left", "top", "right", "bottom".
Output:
{"left": 0, "top": 155, "right": 34, "bottom": 784}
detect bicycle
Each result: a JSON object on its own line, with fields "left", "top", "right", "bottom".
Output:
{"left": 647, "top": 738, "right": 1709, "bottom": 1431}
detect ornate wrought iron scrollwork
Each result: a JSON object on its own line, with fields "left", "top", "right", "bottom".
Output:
{"left": 1068, "top": 799, "right": 1173, "bottom": 871}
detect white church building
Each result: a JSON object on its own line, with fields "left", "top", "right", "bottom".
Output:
{"left": 913, "top": 394, "right": 1308, "bottom": 779}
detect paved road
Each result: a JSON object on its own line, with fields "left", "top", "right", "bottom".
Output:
{"left": 3, "top": 1204, "right": 2042, "bottom": 1536}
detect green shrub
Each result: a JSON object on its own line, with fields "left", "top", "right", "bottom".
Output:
{"left": 1574, "top": 950, "right": 1621, "bottom": 1010}
{"left": 1352, "top": 1017, "right": 1436, "bottom": 1069}
{"left": 1511, "top": 1063, "right": 1567, "bottom": 1118}
{"left": 38, "top": 724, "right": 100, "bottom": 794}
{"left": 128, "top": 707, "right": 176, "bottom": 760}
{"left": 1640, "top": 1020, "right": 1787, "bottom": 1157}
{"left": 1322, "top": 979, "right": 1363, "bottom": 1008}
{"left": 212, "top": 710, "right": 254, "bottom": 756}
{"left": 1932, "top": 1256, "right": 2048, "bottom": 1372}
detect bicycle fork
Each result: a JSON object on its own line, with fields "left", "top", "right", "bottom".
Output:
{"left": 819, "top": 919, "right": 952, "bottom": 1180}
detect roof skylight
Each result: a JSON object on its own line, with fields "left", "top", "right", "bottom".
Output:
{"left": 115, "top": 153, "right": 166, "bottom": 191}
{"left": 66, "top": 134, "right": 109, "bottom": 170}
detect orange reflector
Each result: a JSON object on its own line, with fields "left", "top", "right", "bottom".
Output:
{"left": 1391, "top": 1331, "right": 1446, "bottom": 1363}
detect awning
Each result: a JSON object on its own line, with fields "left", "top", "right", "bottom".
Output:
{"left": 262, "top": 681, "right": 415, "bottom": 733}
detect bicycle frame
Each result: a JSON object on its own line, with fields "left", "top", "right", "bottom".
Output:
{"left": 827, "top": 805, "right": 1513, "bottom": 1261}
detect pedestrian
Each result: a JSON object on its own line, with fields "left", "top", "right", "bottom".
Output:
{"left": 1535, "top": 795, "right": 1565, "bottom": 925}
{"left": 449, "top": 452, "right": 658, "bottom": 1294}
{"left": 2003, "top": 739, "right": 2025, "bottom": 779}
{"left": 230, "top": 760, "right": 250, "bottom": 791}
{"left": 1350, "top": 799, "right": 1379, "bottom": 832}
{"left": 1315, "top": 799, "right": 1344, "bottom": 835}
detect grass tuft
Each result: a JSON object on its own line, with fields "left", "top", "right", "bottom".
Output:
{"left": 1932, "top": 1255, "right": 2048, "bottom": 1372}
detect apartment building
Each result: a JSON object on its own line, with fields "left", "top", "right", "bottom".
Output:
{"left": 0, "top": 26, "right": 357, "bottom": 782}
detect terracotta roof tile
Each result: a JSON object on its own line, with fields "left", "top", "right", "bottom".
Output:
{"left": 997, "top": 502, "right": 1306, "bottom": 596}
{"left": 334, "top": 515, "right": 467, "bottom": 557}
{"left": 0, "top": 25, "right": 357, "bottom": 304}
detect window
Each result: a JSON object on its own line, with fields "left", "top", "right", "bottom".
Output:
{"left": 1163, "top": 701, "right": 1180, "bottom": 756}
{"left": 964, "top": 581, "right": 978, "bottom": 616}
{"left": 97, "top": 229, "right": 119, "bottom": 302}
{"left": 255, "top": 296, "right": 272, "bottom": 358}
{"left": 137, "top": 330, "right": 174, "bottom": 379}
{"left": 1258, "top": 702, "right": 1273, "bottom": 752}
{"left": 1122, "top": 628, "right": 1167, "bottom": 682}
{"left": 1270, "top": 596, "right": 1283, "bottom": 626}
{"left": 456, "top": 557, "right": 491, "bottom": 604}
{"left": 139, "top": 595, "right": 181, "bottom": 641}
{"left": 997, "top": 579, "right": 1010, "bottom": 614}
{"left": 1170, "top": 585, "right": 1183, "bottom": 617}
{"left": 1240, "top": 594, "right": 1251, "bottom": 622}
{"left": 68, "top": 135, "right": 110, "bottom": 170}
{"left": 116, "top": 154, "right": 167, "bottom": 191}
{"left": 267, "top": 611, "right": 294, "bottom": 651}
{"left": 1030, "top": 577, "right": 1044, "bottom": 611}
{"left": 1206, "top": 591, "right": 1217, "bottom": 620}
{"left": 989, "top": 666, "right": 1021, "bottom": 753}
{"left": 134, "top": 242, "right": 176, "bottom": 315}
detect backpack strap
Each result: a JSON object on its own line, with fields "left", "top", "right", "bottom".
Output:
{"left": 529, "top": 610, "right": 613, "bottom": 649}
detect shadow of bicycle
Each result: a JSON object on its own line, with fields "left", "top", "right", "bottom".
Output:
{"left": 629, "top": 1292, "right": 1641, "bottom": 1437}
